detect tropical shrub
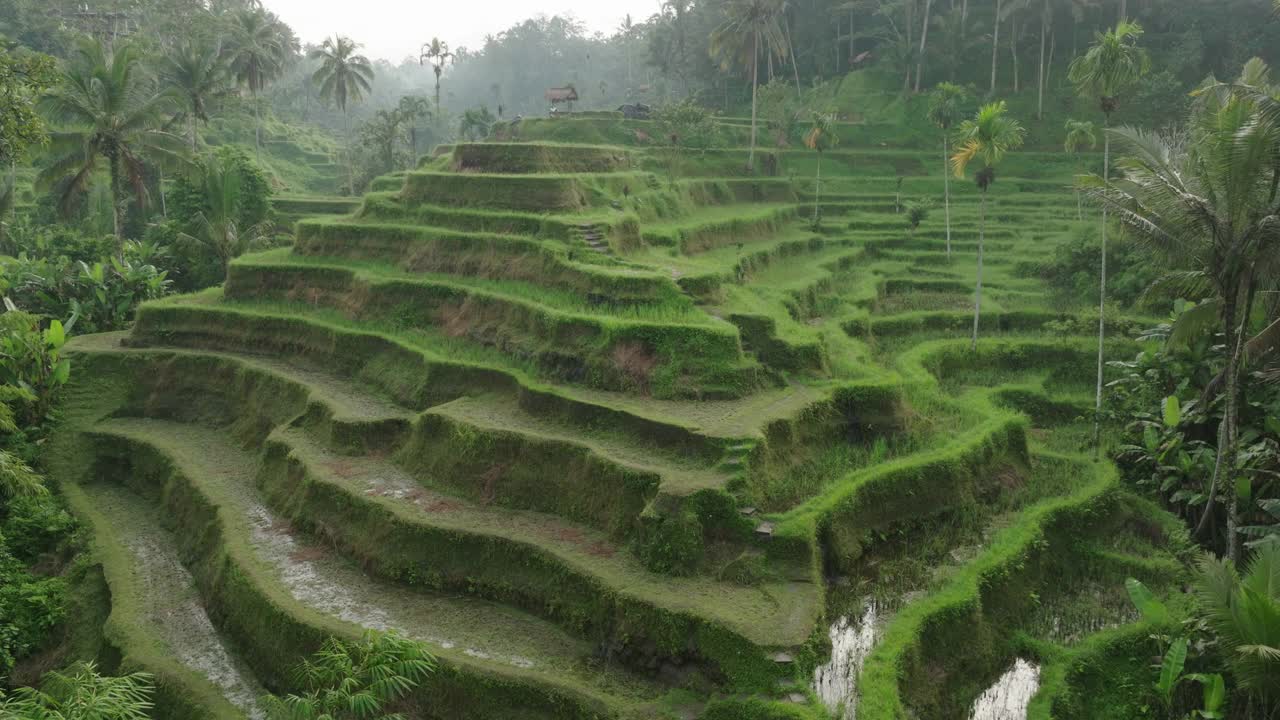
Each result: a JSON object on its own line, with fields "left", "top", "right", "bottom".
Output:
{"left": 1110, "top": 323, "right": 1280, "bottom": 555}
{"left": 1021, "top": 225, "right": 1162, "bottom": 310}
{"left": 169, "top": 145, "right": 272, "bottom": 232}
{"left": 1193, "top": 540, "right": 1280, "bottom": 716}
{"left": 652, "top": 99, "right": 722, "bottom": 149}
{"left": 0, "top": 662, "right": 153, "bottom": 719}
{"left": 263, "top": 630, "right": 435, "bottom": 720}
{"left": 0, "top": 312, "right": 70, "bottom": 426}
{"left": 0, "top": 534, "right": 65, "bottom": 679}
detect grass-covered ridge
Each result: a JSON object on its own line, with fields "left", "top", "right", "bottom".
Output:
{"left": 46, "top": 130, "right": 1188, "bottom": 719}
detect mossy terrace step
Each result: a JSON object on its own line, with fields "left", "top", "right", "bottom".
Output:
{"left": 291, "top": 220, "right": 681, "bottom": 305}
{"left": 453, "top": 142, "right": 635, "bottom": 174}
{"left": 54, "top": 345, "right": 829, "bottom": 704}
{"left": 223, "top": 255, "right": 756, "bottom": 397}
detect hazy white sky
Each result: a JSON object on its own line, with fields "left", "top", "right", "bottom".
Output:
{"left": 260, "top": 0, "right": 662, "bottom": 63}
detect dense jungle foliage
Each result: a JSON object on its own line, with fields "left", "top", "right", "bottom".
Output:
{"left": 1, "top": 0, "right": 1278, "bottom": 718}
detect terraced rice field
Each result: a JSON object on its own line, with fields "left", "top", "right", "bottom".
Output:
{"left": 47, "top": 117, "right": 1186, "bottom": 719}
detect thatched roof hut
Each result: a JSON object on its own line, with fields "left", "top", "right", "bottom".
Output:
{"left": 545, "top": 86, "right": 579, "bottom": 104}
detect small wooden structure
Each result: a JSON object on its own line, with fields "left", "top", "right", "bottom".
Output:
{"left": 545, "top": 86, "right": 579, "bottom": 113}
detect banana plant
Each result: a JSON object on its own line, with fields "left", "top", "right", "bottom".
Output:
{"left": 1127, "top": 578, "right": 1228, "bottom": 720}
{"left": 0, "top": 309, "right": 72, "bottom": 425}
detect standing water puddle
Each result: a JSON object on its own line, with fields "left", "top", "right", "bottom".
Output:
{"left": 968, "top": 659, "right": 1041, "bottom": 720}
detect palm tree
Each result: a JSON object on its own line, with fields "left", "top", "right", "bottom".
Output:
{"left": 804, "top": 112, "right": 839, "bottom": 225}
{"left": 1062, "top": 118, "right": 1096, "bottom": 220}
{"left": 419, "top": 38, "right": 454, "bottom": 113}
{"left": 225, "top": 8, "right": 288, "bottom": 158}
{"left": 1193, "top": 540, "right": 1280, "bottom": 715}
{"left": 310, "top": 35, "right": 374, "bottom": 194}
{"left": 359, "top": 109, "right": 407, "bottom": 174}
{"left": 38, "top": 38, "right": 186, "bottom": 256}
{"left": 458, "top": 107, "right": 495, "bottom": 141}
{"left": 1068, "top": 20, "right": 1150, "bottom": 452}
{"left": 951, "top": 101, "right": 1026, "bottom": 350}
{"left": 1087, "top": 80, "right": 1279, "bottom": 564}
{"left": 927, "top": 82, "right": 970, "bottom": 259}
{"left": 709, "top": 0, "right": 787, "bottom": 172}
{"left": 178, "top": 152, "right": 271, "bottom": 281}
{"left": 618, "top": 15, "right": 635, "bottom": 89}
{"left": 397, "top": 95, "right": 430, "bottom": 169}
{"left": 156, "top": 38, "right": 231, "bottom": 152}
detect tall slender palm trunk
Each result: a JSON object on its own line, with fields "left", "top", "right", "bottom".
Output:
{"left": 785, "top": 15, "right": 801, "bottom": 96}
{"left": 109, "top": 154, "right": 125, "bottom": 259}
{"left": 1221, "top": 300, "right": 1246, "bottom": 564}
{"left": 253, "top": 92, "right": 262, "bottom": 161}
{"left": 812, "top": 152, "right": 822, "bottom": 225}
{"left": 1037, "top": 0, "right": 1048, "bottom": 119}
{"left": 990, "top": 0, "right": 1002, "bottom": 94}
{"left": 1010, "top": 17, "right": 1020, "bottom": 92}
{"left": 747, "top": 30, "right": 760, "bottom": 172}
{"left": 972, "top": 187, "right": 986, "bottom": 349}
{"left": 943, "top": 134, "right": 952, "bottom": 259}
{"left": 915, "top": 0, "right": 933, "bottom": 92}
{"left": 344, "top": 106, "right": 354, "bottom": 195}
{"left": 1092, "top": 117, "right": 1110, "bottom": 455}
{"left": 190, "top": 113, "right": 199, "bottom": 152}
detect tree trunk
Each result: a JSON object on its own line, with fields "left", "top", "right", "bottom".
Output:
{"left": 1047, "top": 27, "right": 1056, "bottom": 89}
{"left": 344, "top": 106, "right": 354, "bottom": 196}
{"left": 190, "top": 112, "right": 198, "bottom": 152}
{"left": 109, "top": 153, "right": 124, "bottom": 259}
{"left": 972, "top": 187, "right": 986, "bottom": 349}
{"left": 1037, "top": 0, "right": 1047, "bottom": 119}
{"left": 1223, "top": 290, "right": 1250, "bottom": 565}
{"left": 813, "top": 151, "right": 822, "bottom": 225}
{"left": 253, "top": 92, "right": 262, "bottom": 161}
{"left": 1093, "top": 117, "right": 1110, "bottom": 454}
{"left": 1011, "top": 16, "right": 1020, "bottom": 93}
{"left": 990, "top": 0, "right": 1002, "bottom": 94}
{"left": 435, "top": 72, "right": 442, "bottom": 114}
{"left": 158, "top": 166, "right": 167, "bottom": 218}
{"left": 915, "top": 0, "right": 933, "bottom": 92}
{"left": 1118, "top": 0, "right": 1127, "bottom": 21}
{"left": 409, "top": 126, "right": 418, "bottom": 170}
{"left": 836, "top": 15, "right": 842, "bottom": 73}
{"left": 943, "top": 133, "right": 952, "bottom": 259}
{"left": 748, "top": 30, "right": 760, "bottom": 172}
{"left": 905, "top": 0, "right": 915, "bottom": 92}
{"left": 786, "top": 15, "right": 802, "bottom": 96}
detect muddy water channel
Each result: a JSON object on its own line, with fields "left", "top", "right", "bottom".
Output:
{"left": 812, "top": 599, "right": 885, "bottom": 718}
{"left": 968, "top": 659, "right": 1041, "bottom": 720}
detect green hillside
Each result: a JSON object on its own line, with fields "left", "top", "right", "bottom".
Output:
{"left": 36, "top": 113, "right": 1189, "bottom": 719}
